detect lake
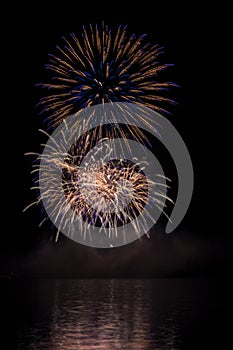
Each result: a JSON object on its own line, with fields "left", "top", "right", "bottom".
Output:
{"left": 1, "top": 278, "right": 232, "bottom": 349}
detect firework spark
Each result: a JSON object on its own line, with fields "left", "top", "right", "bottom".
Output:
{"left": 38, "top": 22, "right": 176, "bottom": 129}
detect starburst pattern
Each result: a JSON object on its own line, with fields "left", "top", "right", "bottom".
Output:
{"left": 38, "top": 22, "right": 176, "bottom": 128}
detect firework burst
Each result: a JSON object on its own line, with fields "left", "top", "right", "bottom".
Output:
{"left": 24, "top": 125, "right": 173, "bottom": 245}
{"left": 38, "top": 22, "right": 176, "bottom": 129}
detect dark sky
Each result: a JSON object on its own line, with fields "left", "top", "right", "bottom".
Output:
{"left": 2, "top": 3, "right": 231, "bottom": 277}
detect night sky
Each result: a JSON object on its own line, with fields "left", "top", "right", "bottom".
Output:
{"left": 2, "top": 3, "right": 231, "bottom": 278}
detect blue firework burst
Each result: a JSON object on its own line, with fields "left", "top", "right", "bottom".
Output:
{"left": 37, "top": 22, "right": 176, "bottom": 128}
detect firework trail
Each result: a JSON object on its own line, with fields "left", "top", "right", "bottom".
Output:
{"left": 38, "top": 22, "right": 176, "bottom": 129}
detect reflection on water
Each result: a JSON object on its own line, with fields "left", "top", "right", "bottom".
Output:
{"left": 1, "top": 278, "right": 232, "bottom": 349}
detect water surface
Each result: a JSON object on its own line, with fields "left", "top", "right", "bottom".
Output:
{"left": 1, "top": 278, "right": 232, "bottom": 349}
